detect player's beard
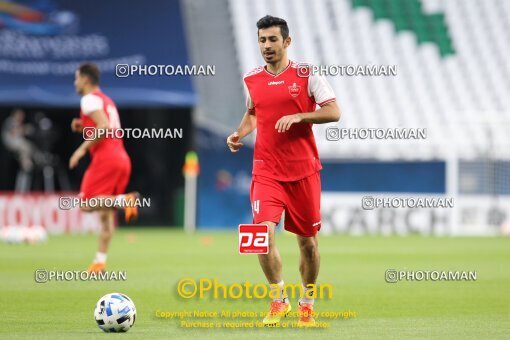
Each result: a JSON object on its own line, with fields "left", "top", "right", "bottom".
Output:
{"left": 262, "top": 50, "right": 282, "bottom": 65}
{"left": 264, "top": 51, "right": 279, "bottom": 64}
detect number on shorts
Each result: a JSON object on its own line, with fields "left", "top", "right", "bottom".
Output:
{"left": 252, "top": 200, "right": 260, "bottom": 215}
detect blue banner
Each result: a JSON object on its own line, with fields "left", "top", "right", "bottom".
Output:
{"left": 196, "top": 128, "right": 446, "bottom": 229}
{"left": 197, "top": 127, "right": 254, "bottom": 229}
{"left": 0, "top": 0, "right": 195, "bottom": 107}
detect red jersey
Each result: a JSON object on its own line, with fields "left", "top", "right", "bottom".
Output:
{"left": 79, "top": 89, "right": 127, "bottom": 157}
{"left": 243, "top": 60, "right": 336, "bottom": 181}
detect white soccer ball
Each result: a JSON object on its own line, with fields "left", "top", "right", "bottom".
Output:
{"left": 27, "top": 225, "right": 48, "bottom": 244}
{"left": 2, "top": 225, "right": 24, "bottom": 244}
{"left": 94, "top": 293, "right": 136, "bottom": 332}
{"left": 0, "top": 226, "right": 8, "bottom": 242}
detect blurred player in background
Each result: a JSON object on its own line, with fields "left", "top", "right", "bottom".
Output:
{"left": 1, "top": 109, "right": 37, "bottom": 191}
{"left": 70, "top": 63, "right": 139, "bottom": 273}
{"left": 227, "top": 16, "right": 340, "bottom": 327}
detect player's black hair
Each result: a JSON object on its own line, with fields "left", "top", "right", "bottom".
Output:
{"left": 78, "top": 63, "right": 100, "bottom": 85}
{"left": 256, "top": 15, "right": 289, "bottom": 40}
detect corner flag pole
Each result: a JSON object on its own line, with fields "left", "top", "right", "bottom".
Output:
{"left": 183, "top": 151, "right": 199, "bottom": 233}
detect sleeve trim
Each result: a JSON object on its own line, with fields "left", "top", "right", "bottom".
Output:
{"left": 317, "top": 98, "right": 336, "bottom": 106}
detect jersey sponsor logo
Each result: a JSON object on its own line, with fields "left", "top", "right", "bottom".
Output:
{"left": 268, "top": 80, "right": 285, "bottom": 86}
{"left": 288, "top": 82, "right": 301, "bottom": 97}
{"left": 238, "top": 224, "right": 269, "bottom": 254}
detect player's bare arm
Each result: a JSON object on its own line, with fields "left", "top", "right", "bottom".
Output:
{"left": 227, "top": 109, "right": 257, "bottom": 153}
{"left": 275, "top": 101, "right": 340, "bottom": 133}
{"left": 69, "top": 109, "right": 110, "bottom": 169}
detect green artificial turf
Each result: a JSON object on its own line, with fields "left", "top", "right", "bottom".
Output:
{"left": 1, "top": 228, "right": 509, "bottom": 339}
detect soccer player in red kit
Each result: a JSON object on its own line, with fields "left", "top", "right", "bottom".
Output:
{"left": 69, "top": 63, "right": 138, "bottom": 273}
{"left": 227, "top": 16, "right": 340, "bottom": 327}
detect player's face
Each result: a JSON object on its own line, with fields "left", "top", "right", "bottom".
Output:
{"left": 74, "top": 70, "right": 86, "bottom": 95}
{"left": 258, "top": 26, "right": 290, "bottom": 64}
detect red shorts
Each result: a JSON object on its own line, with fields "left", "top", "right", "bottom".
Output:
{"left": 80, "top": 152, "right": 131, "bottom": 199}
{"left": 250, "top": 172, "right": 321, "bottom": 237}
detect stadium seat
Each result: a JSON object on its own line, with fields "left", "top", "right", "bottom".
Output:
{"left": 228, "top": 0, "right": 510, "bottom": 160}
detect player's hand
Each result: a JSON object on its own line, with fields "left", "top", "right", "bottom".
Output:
{"left": 226, "top": 132, "right": 243, "bottom": 153}
{"left": 71, "top": 118, "right": 84, "bottom": 133}
{"left": 275, "top": 113, "right": 304, "bottom": 133}
{"left": 69, "top": 148, "right": 86, "bottom": 169}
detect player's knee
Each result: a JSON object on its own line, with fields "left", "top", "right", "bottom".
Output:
{"left": 260, "top": 221, "right": 276, "bottom": 244}
{"left": 101, "top": 229, "right": 113, "bottom": 238}
{"left": 100, "top": 224, "right": 114, "bottom": 238}
{"left": 299, "top": 238, "right": 318, "bottom": 258}
{"left": 99, "top": 211, "right": 109, "bottom": 222}
{"left": 99, "top": 210, "right": 114, "bottom": 232}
